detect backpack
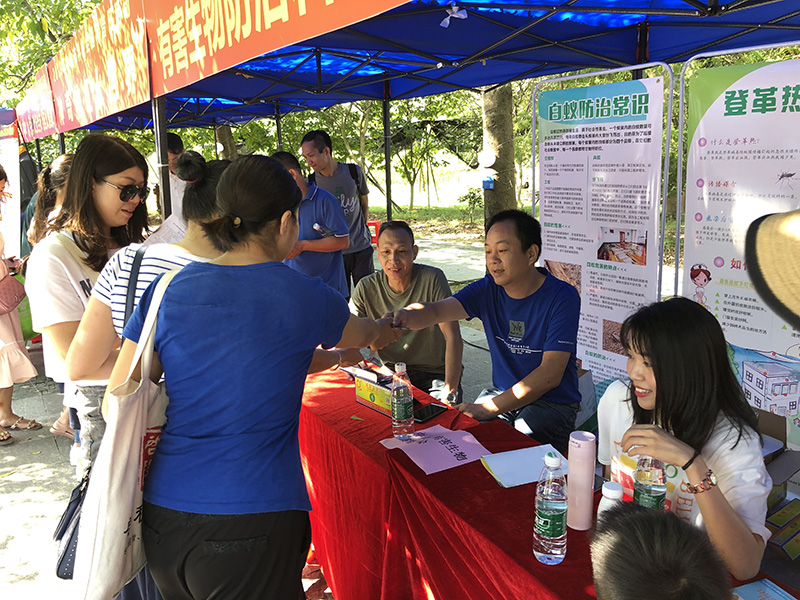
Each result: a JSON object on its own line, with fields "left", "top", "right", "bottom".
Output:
{"left": 308, "top": 163, "right": 360, "bottom": 189}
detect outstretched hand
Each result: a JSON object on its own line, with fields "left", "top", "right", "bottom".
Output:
{"left": 621, "top": 424, "right": 695, "bottom": 467}
{"left": 373, "top": 317, "right": 401, "bottom": 349}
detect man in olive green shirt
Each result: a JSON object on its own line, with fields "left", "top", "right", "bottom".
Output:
{"left": 349, "top": 221, "right": 463, "bottom": 402}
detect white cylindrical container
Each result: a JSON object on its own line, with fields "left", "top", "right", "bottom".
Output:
{"left": 596, "top": 481, "right": 624, "bottom": 522}
{"left": 566, "top": 430, "right": 596, "bottom": 531}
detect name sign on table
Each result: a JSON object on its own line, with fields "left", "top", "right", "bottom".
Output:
{"left": 380, "top": 425, "right": 490, "bottom": 475}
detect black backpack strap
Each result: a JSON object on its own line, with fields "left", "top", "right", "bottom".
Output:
{"left": 124, "top": 245, "right": 147, "bottom": 326}
{"left": 347, "top": 163, "right": 359, "bottom": 186}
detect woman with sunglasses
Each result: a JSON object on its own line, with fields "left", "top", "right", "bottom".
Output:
{"left": 109, "top": 155, "right": 396, "bottom": 598}
{"left": 26, "top": 134, "right": 149, "bottom": 476}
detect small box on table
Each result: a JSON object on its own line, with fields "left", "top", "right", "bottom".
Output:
{"left": 354, "top": 374, "right": 392, "bottom": 417}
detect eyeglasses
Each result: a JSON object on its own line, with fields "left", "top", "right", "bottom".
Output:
{"left": 96, "top": 178, "right": 150, "bottom": 203}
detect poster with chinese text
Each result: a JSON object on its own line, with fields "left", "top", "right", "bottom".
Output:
{"left": 538, "top": 77, "right": 664, "bottom": 393}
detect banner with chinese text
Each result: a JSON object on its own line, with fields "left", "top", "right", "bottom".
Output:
{"left": 538, "top": 77, "right": 664, "bottom": 392}
{"left": 16, "top": 65, "right": 58, "bottom": 141}
{"left": 683, "top": 61, "right": 800, "bottom": 444}
{"left": 144, "top": 0, "right": 409, "bottom": 97}
{"left": 48, "top": 0, "right": 149, "bottom": 132}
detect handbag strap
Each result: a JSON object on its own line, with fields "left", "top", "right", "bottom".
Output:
{"left": 124, "top": 245, "right": 147, "bottom": 326}
{"left": 124, "top": 270, "right": 179, "bottom": 384}
{"left": 55, "top": 233, "right": 99, "bottom": 287}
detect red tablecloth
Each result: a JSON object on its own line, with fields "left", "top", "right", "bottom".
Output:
{"left": 299, "top": 370, "right": 597, "bottom": 600}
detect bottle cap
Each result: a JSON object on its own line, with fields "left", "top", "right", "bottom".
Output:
{"left": 395, "top": 362, "right": 407, "bottom": 373}
{"left": 601, "top": 481, "right": 623, "bottom": 499}
{"left": 544, "top": 452, "right": 562, "bottom": 469}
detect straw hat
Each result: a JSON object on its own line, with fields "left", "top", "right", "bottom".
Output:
{"left": 745, "top": 209, "right": 800, "bottom": 330}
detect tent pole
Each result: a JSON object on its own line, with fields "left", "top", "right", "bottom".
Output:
{"left": 383, "top": 81, "right": 392, "bottom": 222}
{"left": 275, "top": 102, "right": 283, "bottom": 151}
{"left": 212, "top": 118, "right": 220, "bottom": 159}
{"left": 632, "top": 23, "right": 650, "bottom": 80}
{"left": 58, "top": 133, "right": 65, "bottom": 154}
{"left": 151, "top": 96, "right": 171, "bottom": 219}
{"left": 35, "top": 139, "right": 42, "bottom": 171}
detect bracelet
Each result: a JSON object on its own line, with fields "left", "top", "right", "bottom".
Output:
{"left": 686, "top": 469, "right": 718, "bottom": 495}
{"left": 330, "top": 350, "right": 342, "bottom": 371}
{"left": 681, "top": 449, "right": 701, "bottom": 471}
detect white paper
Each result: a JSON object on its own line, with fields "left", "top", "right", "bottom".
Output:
{"left": 380, "top": 424, "right": 490, "bottom": 474}
{"left": 144, "top": 214, "right": 187, "bottom": 246}
{"left": 480, "top": 444, "right": 568, "bottom": 488}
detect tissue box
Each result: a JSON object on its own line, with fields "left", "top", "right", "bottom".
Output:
{"left": 354, "top": 375, "right": 392, "bottom": 417}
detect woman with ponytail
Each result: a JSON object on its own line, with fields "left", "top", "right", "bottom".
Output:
{"left": 27, "top": 153, "right": 74, "bottom": 250}
{"left": 108, "top": 155, "right": 397, "bottom": 599}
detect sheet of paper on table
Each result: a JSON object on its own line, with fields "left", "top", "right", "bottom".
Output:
{"left": 480, "top": 445, "right": 568, "bottom": 488}
{"left": 380, "top": 424, "right": 490, "bottom": 475}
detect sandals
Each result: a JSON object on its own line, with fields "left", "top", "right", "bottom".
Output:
{"left": 0, "top": 428, "right": 13, "bottom": 446}
{"left": 49, "top": 420, "right": 75, "bottom": 439}
{"left": 1, "top": 416, "right": 43, "bottom": 431}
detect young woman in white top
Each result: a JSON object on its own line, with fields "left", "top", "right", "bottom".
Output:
{"left": 597, "top": 297, "right": 771, "bottom": 580}
{"left": 26, "top": 134, "right": 150, "bottom": 473}
{"left": 0, "top": 164, "right": 39, "bottom": 445}
{"left": 66, "top": 151, "right": 228, "bottom": 383}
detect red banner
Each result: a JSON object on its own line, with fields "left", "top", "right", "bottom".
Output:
{"left": 144, "top": 0, "right": 409, "bottom": 97}
{"left": 16, "top": 66, "right": 58, "bottom": 141}
{"left": 48, "top": 0, "right": 150, "bottom": 132}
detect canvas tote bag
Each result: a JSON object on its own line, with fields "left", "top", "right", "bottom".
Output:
{"left": 73, "top": 270, "right": 178, "bottom": 600}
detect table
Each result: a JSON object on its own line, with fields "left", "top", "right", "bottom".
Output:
{"left": 299, "top": 370, "right": 597, "bottom": 600}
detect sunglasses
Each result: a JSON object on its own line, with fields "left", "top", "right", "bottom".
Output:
{"left": 96, "top": 177, "right": 150, "bottom": 203}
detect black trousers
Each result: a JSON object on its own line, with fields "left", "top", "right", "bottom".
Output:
{"left": 342, "top": 245, "right": 374, "bottom": 294}
{"left": 142, "top": 502, "right": 311, "bottom": 600}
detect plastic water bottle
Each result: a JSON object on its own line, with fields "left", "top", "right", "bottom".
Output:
{"left": 596, "top": 481, "right": 624, "bottom": 522}
{"left": 533, "top": 452, "right": 568, "bottom": 565}
{"left": 633, "top": 455, "right": 667, "bottom": 511}
{"left": 391, "top": 363, "right": 414, "bottom": 440}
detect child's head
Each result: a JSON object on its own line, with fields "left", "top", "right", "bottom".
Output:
{"left": 690, "top": 263, "right": 711, "bottom": 287}
{"left": 591, "top": 503, "right": 731, "bottom": 600}
{"left": 620, "top": 297, "right": 756, "bottom": 449}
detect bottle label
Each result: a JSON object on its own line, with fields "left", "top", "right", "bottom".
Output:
{"left": 633, "top": 486, "right": 666, "bottom": 511}
{"left": 534, "top": 508, "right": 566, "bottom": 538}
{"left": 392, "top": 389, "right": 413, "bottom": 420}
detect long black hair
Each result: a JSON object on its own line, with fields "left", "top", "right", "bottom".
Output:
{"left": 202, "top": 155, "right": 301, "bottom": 254}
{"left": 621, "top": 297, "right": 759, "bottom": 452}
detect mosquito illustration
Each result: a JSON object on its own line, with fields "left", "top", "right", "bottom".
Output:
{"left": 777, "top": 171, "right": 798, "bottom": 189}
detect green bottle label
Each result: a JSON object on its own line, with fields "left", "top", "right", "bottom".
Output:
{"left": 633, "top": 486, "right": 666, "bottom": 510}
{"left": 392, "top": 388, "right": 413, "bottom": 420}
{"left": 535, "top": 508, "right": 566, "bottom": 538}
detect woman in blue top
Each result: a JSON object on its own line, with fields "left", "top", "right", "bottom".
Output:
{"left": 110, "top": 155, "right": 396, "bottom": 599}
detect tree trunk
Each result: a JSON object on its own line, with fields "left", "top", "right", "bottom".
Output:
{"left": 482, "top": 84, "right": 516, "bottom": 224}
{"left": 216, "top": 124, "right": 238, "bottom": 160}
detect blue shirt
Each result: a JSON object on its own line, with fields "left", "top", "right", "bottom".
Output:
{"left": 124, "top": 261, "right": 350, "bottom": 514}
{"left": 285, "top": 184, "right": 349, "bottom": 297}
{"left": 454, "top": 271, "right": 580, "bottom": 405}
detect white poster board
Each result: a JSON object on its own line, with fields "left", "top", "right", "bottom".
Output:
{"left": 683, "top": 60, "right": 800, "bottom": 446}
{"left": 0, "top": 115, "right": 22, "bottom": 259}
{"left": 538, "top": 77, "right": 664, "bottom": 389}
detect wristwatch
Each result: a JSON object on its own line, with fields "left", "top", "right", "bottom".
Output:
{"left": 686, "top": 469, "right": 718, "bottom": 494}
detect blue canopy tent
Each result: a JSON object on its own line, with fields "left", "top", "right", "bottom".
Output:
{"left": 78, "top": 0, "right": 800, "bottom": 215}
{"left": 91, "top": 0, "right": 800, "bottom": 130}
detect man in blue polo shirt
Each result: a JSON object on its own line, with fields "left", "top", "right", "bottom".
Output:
{"left": 390, "top": 210, "right": 580, "bottom": 454}
{"left": 272, "top": 151, "right": 349, "bottom": 297}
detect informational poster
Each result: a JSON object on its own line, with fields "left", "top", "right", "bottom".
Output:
{"left": 0, "top": 111, "right": 22, "bottom": 258}
{"left": 538, "top": 78, "right": 664, "bottom": 390}
{"left": 683, "top": 61, "right": 800, "bottom": 445}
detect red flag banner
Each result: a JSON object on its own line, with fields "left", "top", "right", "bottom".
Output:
{"left": 48, "top": 0, "right": 150, "bottom": 132}
{"left": 144, "top": 0, "right": 409, "bottom": 97}
{"left": 16, "top": 66, "right": 58, "bottom": 141}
